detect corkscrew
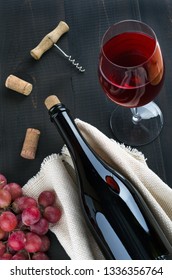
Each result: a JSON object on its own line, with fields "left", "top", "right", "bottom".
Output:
{"left": 53, "top": 44, "right": 85, "bottom": 72}
{"left": 30, "top": 21, "right": 85, "bottom": 73}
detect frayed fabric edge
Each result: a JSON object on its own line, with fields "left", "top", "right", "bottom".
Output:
{"left": 23, "top": 153, "right": 60, "bottom": 189}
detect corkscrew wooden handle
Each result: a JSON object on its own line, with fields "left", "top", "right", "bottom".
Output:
{"left": 30, "top": 21, "right": 69, "bottom": 60}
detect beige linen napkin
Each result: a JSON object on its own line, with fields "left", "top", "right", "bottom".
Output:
{"left": 22, "top": 119, "right": 172, "bottom": 260}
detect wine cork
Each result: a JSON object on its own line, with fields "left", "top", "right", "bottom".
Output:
{"left": 21, "top": 128, "right": 40, "bottom": 159}
{"left": 5, "top": 74, "right": 33, "bottom": 96}
{"left": 44, "top": 95, "right": 61, "bottom": 110}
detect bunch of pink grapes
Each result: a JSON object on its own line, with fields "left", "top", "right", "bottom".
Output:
{"left": 0, "top": 173, "right": 62, "bottom": 260}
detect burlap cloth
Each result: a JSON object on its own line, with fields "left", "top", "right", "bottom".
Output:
{"left": 23, "top": 119, "right": 172, "bottom": 260}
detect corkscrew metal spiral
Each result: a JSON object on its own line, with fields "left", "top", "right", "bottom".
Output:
{"left": 54, "top": 44, "right": 85, "bottom": 72}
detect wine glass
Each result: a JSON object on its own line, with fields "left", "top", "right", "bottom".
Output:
{"left": 98, "top": 20, "right": 164, "bottom": 146}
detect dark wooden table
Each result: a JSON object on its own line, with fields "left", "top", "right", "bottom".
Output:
{"left": 0, "top": 0, "right": 172, "bottom": 259}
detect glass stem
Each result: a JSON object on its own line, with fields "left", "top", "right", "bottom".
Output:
{"left": 131, "top": 107, "right": 142, "bottom": 124}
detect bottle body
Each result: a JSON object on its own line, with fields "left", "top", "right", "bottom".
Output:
{"left": 48, "top": 102, "right": 172, "bottom": 260}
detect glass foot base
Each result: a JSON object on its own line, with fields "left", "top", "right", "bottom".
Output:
{"left": 110, "top": 102, "right": 163, "bottom": 146}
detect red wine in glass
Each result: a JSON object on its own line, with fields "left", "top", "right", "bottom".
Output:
{"left": 98, "top": 20, "right": 164, "bottom": 146}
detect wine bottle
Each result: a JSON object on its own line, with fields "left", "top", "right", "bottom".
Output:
{"left": 44, "top": 95, "right": 172, "bottom": 260}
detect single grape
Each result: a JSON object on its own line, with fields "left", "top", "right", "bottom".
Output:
{"left": 0, "top": 211, "right": 18, "bottom": 232}
{"left": 43, "top": 206, "right": 62, "bottom": 223}
{"left": 0, "top": 228, "right": 6, "bottom": 240}
{"left": 3, "top": 182, "right": 22, "bottom": 201}
{"left": 0, "top": 231, "right": 8, "bottom": 241}
{"left": 38, "top": 191, "right": 55, "bottom": 208}
{"left": 0, "top": 174, "right": 7, "bottom": 189}
{"left": 30, "top": 218, "right": 49, "bottom": 235}
{"left": 0, "top": 189, "right": 12, "bottom": 208}
{"left": 24, "top": 232, "right": 42, "bottom": 253}
{"left": 0, "top": 252, "right": 12, "bottom": 260}
{"left": 8, "top": 231, "right": 26, "bottom": 251}
{"left": 39, "top": 235, "right": 50, "bottom": 252}
{"left": 12, "top": 196, "right": 37, "bottom": 213}
{"left": 11, "top": 252, "right": 28, "bottom": 260}
{"left": 32, "top": 252, "right": 49, "bottom": 260}
{"left": 22, "top": 206, "right": 41, "bottom": 226}
{"left": 0, "top": 241, "right": 6, "bottom": 256}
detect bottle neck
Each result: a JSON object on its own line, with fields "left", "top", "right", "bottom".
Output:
{"left": 50, "top": 103, "right": 88, "bottom": 152}
{"left": 49, "top": 103, "right": 103, "bottom": 175}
